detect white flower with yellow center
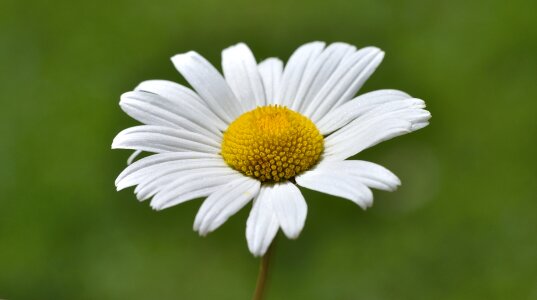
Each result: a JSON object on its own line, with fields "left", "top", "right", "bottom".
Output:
{"left": 112, "top": 42, "right": 431, "bottom": 256}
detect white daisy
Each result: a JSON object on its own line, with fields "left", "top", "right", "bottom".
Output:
{"left": 112, "top": 42, "right": 431, "bottom": 257}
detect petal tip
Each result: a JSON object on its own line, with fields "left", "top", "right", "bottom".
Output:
{"left": 171, "top": 51, "right": 198, "bottom": 65}
{"left": 149, "top": 200, "right": 163, "bottom": 211}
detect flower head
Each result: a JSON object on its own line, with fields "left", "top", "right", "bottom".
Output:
{"left": 112, "top": 42, "right": 431, "bottom": 256}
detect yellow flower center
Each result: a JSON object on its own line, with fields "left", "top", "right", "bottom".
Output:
{"left": 221, "top": 105, "right": 324, "bottom": 182}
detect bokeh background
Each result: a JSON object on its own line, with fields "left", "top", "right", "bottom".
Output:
{"left": 2, "top": 0, "right": 537, "bottom": 298}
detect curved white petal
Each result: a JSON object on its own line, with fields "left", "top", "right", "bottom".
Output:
{"left": 324, "top": 118, "right": 412, "bottom": 162}
{"left": 315, "top": 89, "right": 413, "bottom": 134}
{"left": 296, "top": 160, "right": 400, "bottom": 209}
{"left": 112, "top": 125, "right": 221, "bottom": 154}
{"left": 171, "top": 51, "right": 243, "bottom": 124}
{"left": 116, "top": 152, "right": 221, "bottom": 188}
{"left": 133, "top": 162, "right": 229, "bottom": 202}
{"left": 317, "top": 160, "right": 401, "bottom": 190}
{"left": 277, "top": 41, "right": 325, "bottom": 107}
{"left": 120, "top": 91, "right": 222, "bottom": 140}
{"left": 298, "top": 174, "right": 373, "bottom": 209}
{"left": 291, "top": 42, "right": 356, "bottom": 113}
{"left": 246, "top": 186, "right": 280, "bottom": 257}
{"left": 222, "top": 43, "right": 265, "bottom": 110}
{"left": 135, "top": 79, "right": 205, "bottom": 105}
{"left": 303, "top": 47, "right": 385, "bottom": 123}
{"left": 150, "top": 168, "right": 243, "bottom": 210}
{"left": 269, "top": 182, "right": 307, "bottom": 239}
{"left": 412, "top": 121, "right": 429, "bottom": 131}
{"left": 135, "top": 81, "right": 228, "bottom": 131}
{"left": 117, "top": 156, "right": 225, "bottom": 194}
{"left": 323, "top": 100, "right": 431, "bottom": 161}
{"left": 127, "top": 150, "right": 142, "bottom": 165}
{"left": 194, "top": 176, "right": 260, "bottom": 236}
{"left": 258, "top": 58, "right": 283, "bottom": 105}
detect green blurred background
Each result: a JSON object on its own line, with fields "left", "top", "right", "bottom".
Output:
{"left": 1, "top": 0, "right": 537, "bottom": 298}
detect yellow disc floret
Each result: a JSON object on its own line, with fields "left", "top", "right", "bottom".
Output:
{"left": 221, "top": 105, "right": 324, "bottom": 182}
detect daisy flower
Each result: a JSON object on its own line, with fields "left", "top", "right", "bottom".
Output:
{"left": 112, "top": 42, "right": 430, "bottom": 257}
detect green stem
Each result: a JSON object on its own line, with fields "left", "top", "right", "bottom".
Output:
{"left": 252, "top": 243, "right": 275, "bottom": 300}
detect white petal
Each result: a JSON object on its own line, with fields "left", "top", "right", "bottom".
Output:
{"left": 112, "top": 125, "right": 220, "bottom": 154}
{"left": 258, "top": 58, "right": 283, "bottom": 105}
{"left": 315, "top": 89, "right": 413, "bottom": 134}
{"left": 120, "top": 91, "right": 222, "bottom": 140}
{"left": 222, "top": 43, "right": 265, "bottom": 110}
{"left": 412, "top": 121, "right": 430, "bottom": 131}
{"left": 135, "top": 81, "right": 227, "bottom": 131}
{"left": 135, "top": 80, "right": 205, "bottom": 105}
{"left": 324, "top": 118, "right": 413, "bottom": 161}
{"left": 277, "top": 42, "right": 325, "bottom": 107}
{"left": 296, "top": 160, "right": 400, "bottom": 209}
{"left": 323, "top": 100, "right": 431, "bottom": 161}
{"left": 116, "top": 152, "right": 221, "bottom": 188}
{"left": 133, "top": 162, "right": 228, "bottom": 202}
{"left": 246, "top": 186, "right": 280, "bottom": 257}
{"left": 127, "top": 150, "right": 142, "bottom": 165}
{"left": 317, "top": 160, "right": 400, "bottom": 190}
{"left": 194, "top": 176, "right": 260, "bottom": 236}
{"left": 117, "top": 157, "right": 225, "bottom": 194}
{"left": 269, "top": 182, "right": 307, "bottom": 239}
{"left": 298, "top": 173, "right": 372, "bottom": 209}
{"left": 150, "top": 168, "right": 244, "bottom": 210}
{"left": 171, "top": 51, "right": 243, "bottom": 124}
{"left": 290, "top": 42, "right": 356, "bottom": 113}
{"left": 303, "top": 47, "right": 385, "bottom": 123}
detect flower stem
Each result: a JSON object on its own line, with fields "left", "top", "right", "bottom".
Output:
{"left": 252, "top": 243, "right": 275, "bottom": 300}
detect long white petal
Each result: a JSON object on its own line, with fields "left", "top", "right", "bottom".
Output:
{"left": 194, "top": 176, "right": 260, "bottom": 236}
{"left": 291, "top": 42, "right": 356, "bottom": 113}
{"left": 116, "top": 152, "right": 220, "bottom": 187}
{"left": 127, "top": 150, "right": 142, "bottom": 165}
{"left": 116, "top": 156, "right": 227, "bottom": 190}
{"left": 269, "top": 182, "right": 307, "bottom": 239}
{"left": 112, "top": 125, "right": 220, "bottom": 154}
{"left": 303, "top": 47, "right": 384, "bottom": 123}
{"left": 122, "top": 159, "right": 224, "bottom": 196}
{"left": 327, "top": 105, "right": 430, "bottom": 143}
{"left": 222, "top": 43, "right": 265, "bottom": 110}
{"left": 323, "top": 100, "right": 431, "bottom": 161}
{"left": 134, "top": 164, "right": 229, "bottom": 202}
{"left": 150, "top": 168, "right": 243, "bottom": 210}
{"left": 324, "top": 118, "right": 413, "bottom": 161}
{"left": 299, "top": 174, "right": 372, "bottom": 209}
{"left": 277, "top": 42, "right": 325, "bottom": 107}
{"left": 135, "top": 79, "right": 205, "bottom": 105}
{"left": 246, "top": 186, "right": 280, "bottom": 257}
{"left": 171, "top": 51, "right": 243, "bottom": 124}
{"left": 135, "top": 81, "right": 227, "bottom": 131}
{"left": 258, "top": 58, "right": 283, "bottom": 105}
{"left": 120, "top": 91, "right": 222, "bottom": 140}
{"left": 315, "top": 89, "right": 413, "bottom": 134}
{"left": 316, "top": 160, "right": 400, "bottom": 190}
{"left": 296, "top": 160, "right": 400, "bottom": 209}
